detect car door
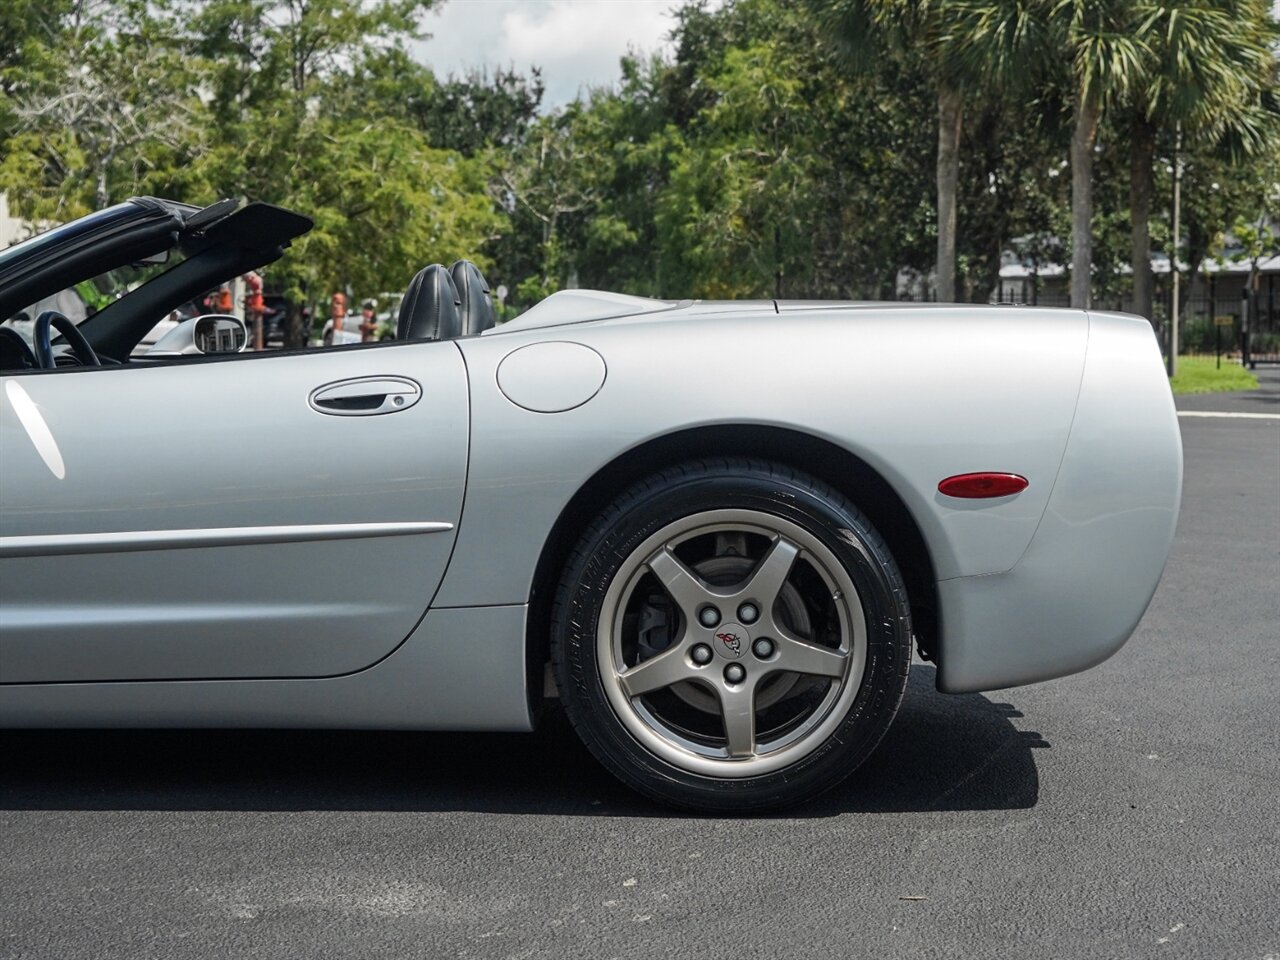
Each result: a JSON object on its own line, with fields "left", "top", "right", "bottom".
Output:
{"left": 0, "top": 339, "right": 468, "bottom": 683}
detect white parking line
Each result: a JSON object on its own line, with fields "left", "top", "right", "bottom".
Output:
{"left": 1177, "top": 410, "right": 1280, "bottom": 420}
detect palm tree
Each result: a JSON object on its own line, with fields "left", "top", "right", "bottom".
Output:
{"left": 1047, "top": 1, "right": 1152, "bottom": 308}
{"left": 954, "top": 0, "right": 1277, "bottom": 315}
{"left": 809, "top": 0, "right": 972, "bottom": 302}
{"left": 959, "top": 0, "right": 1156, "bottom": 308}
{"left": 1124, "top": 0, "right": 1279, "bottom": 323}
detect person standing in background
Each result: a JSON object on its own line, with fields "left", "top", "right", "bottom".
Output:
{"left": 245, "top": 273, "right": 266, "bottom": 350}
{"left": 359, "top": 299, "right": 378, "bottom": 343}
{"left": 325, "top": 291, "right": 347, "bottom": 347}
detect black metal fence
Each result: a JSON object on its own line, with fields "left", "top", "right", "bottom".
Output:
{"left": 1176, "top": 292, "right": 1279, "bottom": 364}
{"left": 899, "top": 272, "right": 1280, "bottom": 365}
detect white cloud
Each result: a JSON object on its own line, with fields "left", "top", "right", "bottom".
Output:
{"left": 415, "top": 0, "right": 698, "bottom": 108}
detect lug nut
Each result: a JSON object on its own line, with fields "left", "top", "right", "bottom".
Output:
{"left": 738, "top": 602, "right": 759, "bottom": 624}
{"left": 724, "top": 663, "right": 746, "bottom": 684}
{"left": 752, "top": 637, "right": 774, "bottom": 659}
{"left": 691, "top": 644, "right": 713, "bottom": 665}
{"left": 698, "top": 606, "right": 721, "bottom": 628}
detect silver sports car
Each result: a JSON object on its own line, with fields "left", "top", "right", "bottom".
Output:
{"left": 0, "top": 198, "right": 1182, "bottom": 810}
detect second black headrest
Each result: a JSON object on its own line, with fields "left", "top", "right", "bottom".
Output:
{"left": 449, "top": 260, "right": 497, "bottom": 336}
{"left": 397, "top": 264, "right": 462, "bottom": 341}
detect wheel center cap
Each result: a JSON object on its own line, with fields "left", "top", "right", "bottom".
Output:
{"left": 712, "top": 622, "right": 749, "bottom": 660}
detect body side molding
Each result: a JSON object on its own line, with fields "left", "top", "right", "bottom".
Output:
{"left": 0, "top": 521, "right": 454, "bottom": 558}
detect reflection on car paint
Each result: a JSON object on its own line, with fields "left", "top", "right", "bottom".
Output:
{"left": 4, "top": 379, "right": 66, "bottom": 480}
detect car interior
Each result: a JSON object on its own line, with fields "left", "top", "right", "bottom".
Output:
{"left": 0, "top": 197, "right": 499, "bottom": 373}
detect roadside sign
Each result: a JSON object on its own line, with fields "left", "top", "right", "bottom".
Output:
{"left": 1214, "top": 315, "right": 1234, "bottom": 327}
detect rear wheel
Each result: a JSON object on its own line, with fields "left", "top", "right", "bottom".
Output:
{"left": 550, "top": 459, "right": 912, "bottom": 812}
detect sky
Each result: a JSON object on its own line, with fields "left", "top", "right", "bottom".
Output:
{"left": 416, "top": 1, "right": 1280, "bottom": 110}
{"left": 413, "top": 0, "right": 708, "bottom": 109}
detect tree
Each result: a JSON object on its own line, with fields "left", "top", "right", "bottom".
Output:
{"left": 810, "top": 0, "right": 1041, "bottom": 302}
{"left": 180, "top": 0, "right": 506, "bottom": 347}
{"left": 955, "top": 91, "right": 1071, "bottom": 301}
{"left": 563, "top": 0, "right": 939, "bottom": 301}
{"left": 1047, "top": 1, "right": 1150, "bottom": 308}
{"left": 564, "top": 55, "right": 676, "bottom": 298}
{"left": 0, "top": 0, "right": 72, "bottom": 140}
{"left": 0, "top": 1, "right": 203, "bottom": 219}
{"left": 657, "top": 42, "right": 826, "bottom": 297}
{"left": 1, "top": 0, "right": 535, "bottom": 343}
{"left": 3, "top": 0, "right": 1272, "bottom": 329}
{"left": 496, "top": 105, "right": 602, "bottom": 303}
{"left": 1123, "top": 0, "right": 1279, "bottom": 321}
{"left": 1219, "top": 151, "right": 1280, "bottom": 357}
{"left": 411, "top": 65, "right": 544, "bottom": 156}
{"left": 809, "top": 0, "right": 956, "bottom": 299}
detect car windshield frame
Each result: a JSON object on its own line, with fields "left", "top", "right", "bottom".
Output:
{"left": 0, "top": 198, "right": 238, "bottom": 324}
{"left": 0, "top": 202, "right": 158, "bottom": 273}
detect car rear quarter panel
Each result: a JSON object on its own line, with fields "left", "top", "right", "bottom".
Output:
{"left": 440, "top": 305, "right": 1089, "bottom": 608}
{"left": 935, "top": 310, "right": 1182, "bottom": 692}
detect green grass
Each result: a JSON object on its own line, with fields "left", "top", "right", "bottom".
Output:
{"left": 1168, "top": 355, "right": 1259, "bottom": 395}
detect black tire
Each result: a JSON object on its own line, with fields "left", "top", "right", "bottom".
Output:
{"left": 550, "top": 458, "right": 912, "bottom": 812}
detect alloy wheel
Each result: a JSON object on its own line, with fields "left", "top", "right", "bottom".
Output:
{"left": 596, "top": 509, "right": 868, "bottom": 778}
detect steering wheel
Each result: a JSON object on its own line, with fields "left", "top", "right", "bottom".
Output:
{"left": 33, "top": 310, "right": 101, "bottom": 369}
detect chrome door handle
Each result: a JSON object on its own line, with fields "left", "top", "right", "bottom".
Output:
{"left": 309, "top": 376, "right": 422, "bottom": 416}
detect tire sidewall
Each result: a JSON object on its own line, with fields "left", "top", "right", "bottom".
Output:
{"left": 554, "top": 462, "right": 911, "bottom": 811}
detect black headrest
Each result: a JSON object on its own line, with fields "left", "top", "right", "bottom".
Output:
{"left": 449, "top": 260, "right": 497, "bottom": 336}
{"left": 397, "top": 264, "right": 462, "bottom": 341}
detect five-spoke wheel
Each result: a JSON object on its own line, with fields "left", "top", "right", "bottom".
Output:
{"left": 551, "top": 459, "right": 913, "bottom": 812}
{"left": 599, "top": 511, "right": 865, "bottom": 775}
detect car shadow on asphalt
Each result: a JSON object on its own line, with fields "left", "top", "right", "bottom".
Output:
{"left": 0, "top": 666, "right": 1047, "bottom": 818}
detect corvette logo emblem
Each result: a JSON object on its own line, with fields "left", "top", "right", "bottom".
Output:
{"left": 716, "top": 632, "right": 742, "bottom": 655}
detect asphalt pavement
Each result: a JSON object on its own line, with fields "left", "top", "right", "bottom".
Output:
{"left": 2, "top": 384, "right": 1278, "bottom": 960}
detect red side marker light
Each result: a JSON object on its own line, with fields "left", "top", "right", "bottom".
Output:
{"left": 938, "top": 473, "right": 1029, "bottom": 499}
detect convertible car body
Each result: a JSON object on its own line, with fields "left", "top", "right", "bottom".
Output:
{"left": 0, "top": 198, "right": 1182, "bottom": 810}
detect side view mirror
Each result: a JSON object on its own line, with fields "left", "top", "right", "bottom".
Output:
{"left": 147, "top": 314, "right": 247, "bottom": 357}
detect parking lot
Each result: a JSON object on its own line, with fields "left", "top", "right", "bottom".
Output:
{"left": 2, "top": 395, "right": 1277, "bottom": 960}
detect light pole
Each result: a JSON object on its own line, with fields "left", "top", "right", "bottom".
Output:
{"left": 1167, "top": 124, "right": 1182, "bottom": 379}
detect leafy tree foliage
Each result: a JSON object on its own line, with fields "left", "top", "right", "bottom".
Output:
{"left": 176, "top": 0, "right": 503, "bottom": 345}
{"left": 411, "top": 66, "right": 545, "bottom": 156}
{"left": 1, "top": 1, "right": 201, "bottom": 219}
{"left": 0, "top": 0, "right": 1276, "bottom": 338}
{"left": 1, "top": 0, "right": 503, "bottom": 346}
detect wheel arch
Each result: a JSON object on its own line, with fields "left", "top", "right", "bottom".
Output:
{"left": 525, "top": 424, "right": 938, "bottom": 719}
